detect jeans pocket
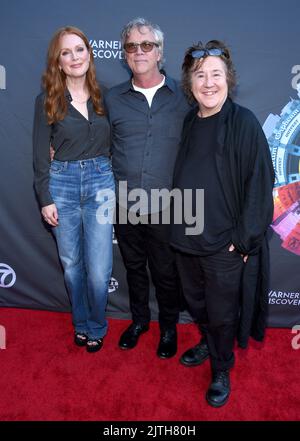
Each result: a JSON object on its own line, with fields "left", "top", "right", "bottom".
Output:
{"left": 50, "top": 162, "right": 65, "bottom": 174}
{"left": 97, "top": 161, "right": 113, "bottom": 175}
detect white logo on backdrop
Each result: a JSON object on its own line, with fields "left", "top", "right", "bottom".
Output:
{"left": 108, "top": 277, "right": 119, "bottom": 293}
{"left": 269, "top": 290, "right": 300, "bottom": 306}
{"left": 89, "top": 39, "right": 123, "bottom": 60}
{"left": 0, "top": 263, "right": 16, "bottom": 288}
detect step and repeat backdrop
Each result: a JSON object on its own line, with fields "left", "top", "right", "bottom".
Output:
{"left": 0, "top": 0, "right": 299, "bottom": 327}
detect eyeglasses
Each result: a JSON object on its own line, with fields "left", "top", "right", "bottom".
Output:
{"left": 124, "top": 41, "right": 159, "bottom": 53}
{"left": 191, "top": 48, "right": 227, "bottom": 59}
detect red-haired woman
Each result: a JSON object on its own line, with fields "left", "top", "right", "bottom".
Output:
{"left": 33, "top": 27, "right": 115, "bottom": 352}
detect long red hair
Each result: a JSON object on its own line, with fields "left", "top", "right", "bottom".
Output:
{"left": 42, "top": 26, "right": 104, "bottom": 124}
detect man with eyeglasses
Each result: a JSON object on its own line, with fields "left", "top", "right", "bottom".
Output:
{"left": 105, "top": 17, "right": 190, "bottom": 358}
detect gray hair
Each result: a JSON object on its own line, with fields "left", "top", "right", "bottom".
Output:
{"left": 121, "top": 17, "right": 165, "bottom": 69}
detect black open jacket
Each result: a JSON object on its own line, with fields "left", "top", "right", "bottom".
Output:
{"left": 173, "top": 98, "right": 275, "bottom": 348}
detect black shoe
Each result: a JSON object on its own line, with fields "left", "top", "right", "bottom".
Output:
{"left": 157, "top": 329, "right": 177, "bottom": 359}
{"left": 86, "top": 338, "right": 103, "bottom": 353}
{"left": 206, "top": 369, "right": 231, "bottom": 408}
{"left": 74, "top": 332, "right": 88, "bottom": 347}
{"left": 119, "top": 323, "right": 149, "bottom": 350}
{"left": 180, "top": 341, "right": 209, "bottom": 367}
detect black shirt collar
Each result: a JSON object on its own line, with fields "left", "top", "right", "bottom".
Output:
{"left": 64, "top": 88, "right": 92, "bottom": 106}
{"left": 64, "top": 89, "right": 72, "bottom": 102}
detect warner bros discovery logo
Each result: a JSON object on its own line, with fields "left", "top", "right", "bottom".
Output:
{"left": 89, "top": 39, "right": 123, "bottom": 60}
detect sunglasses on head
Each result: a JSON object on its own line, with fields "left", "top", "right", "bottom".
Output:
{"left": 124, "top": 41, "right": 159, "bottom": 53}
{"left": 191, "top": 48, "right": 227, "bottom": 59}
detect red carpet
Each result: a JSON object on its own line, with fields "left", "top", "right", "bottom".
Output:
{"left": 0, "top": 307, "right": 299, "bottom": 421}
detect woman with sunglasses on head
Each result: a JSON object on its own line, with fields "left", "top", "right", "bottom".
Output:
{"left": 33, "top": 26, "right": 115, "bottom": 353}
{"left": 171, "top": 40, "right": 274, "bottom": 407}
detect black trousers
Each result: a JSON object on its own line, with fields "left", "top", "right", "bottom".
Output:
{"left": 175, "top": 246, "right": 244, "bottom": 371}
{"left": 114, "top": 209, "right": 180, "bottom": 331}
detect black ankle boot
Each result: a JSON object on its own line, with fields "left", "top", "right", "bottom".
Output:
{"left": 206, "top": 369, "right": 230, "bottom": 408}
{"left": 157, "top": 328, "right": 177, "bottom": 359}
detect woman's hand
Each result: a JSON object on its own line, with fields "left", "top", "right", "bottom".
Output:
{"left": 41, "top": 204, "right": 59, "bottom": 227}
{"left": 50, "top": 145, "right": 55, "bottom": 161}
{"left": 229, "top": 244, "right": 248, "bottom": 263}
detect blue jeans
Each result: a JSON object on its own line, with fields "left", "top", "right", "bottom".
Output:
{"left": 49, "top": 156, "right": 115, "bottom": 339}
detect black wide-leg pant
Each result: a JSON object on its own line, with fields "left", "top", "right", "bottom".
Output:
{"left": 175, "top": 246, "right": 244, "bottom": 371}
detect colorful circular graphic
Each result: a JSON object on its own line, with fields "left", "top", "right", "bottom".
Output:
{"left": 263, "top": 93, "right": 300, "bottom": 256}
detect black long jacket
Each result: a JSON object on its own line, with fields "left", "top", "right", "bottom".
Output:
{"left": 173, "top": 98, "right": 275, "bottom": 348}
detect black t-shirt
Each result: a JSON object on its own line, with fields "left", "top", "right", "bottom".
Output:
{"left": 171, "top": 111, "right": 233, "bottom": 255}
